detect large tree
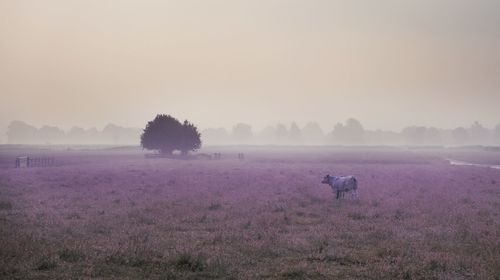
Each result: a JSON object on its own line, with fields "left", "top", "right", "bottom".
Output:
{"left": 141, "top": 114, "right": 201, "bottom": 155}
{"left": 178, "top": 120, "right": 202, "bottom": 155}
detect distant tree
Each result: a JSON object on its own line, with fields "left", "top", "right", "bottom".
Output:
{"left": 346, "top": 118, "right": 363, "bottom": 132}
{"left": 289, "top": 122, "right": 302, "bottom": 144}
{"left": 141, "top": 114, "right": 201, "bottom": 155}
{"left": 452, "top": 127, "right": 469, "bottom": 145}
{"left": 232, "top": 123, "right": 253, "bottom": 144}
{"left": 275, "top": 124, "right": 288, "bottom": 143}
{"left": 6, "top": 121, "right": 38, "bottom": 144}
{"left": 38, "top": 125, "right": 65, "bottom": 144}
{"left": 425, "top": 127, "right": 442, "bottom": 145}
{"left": 259, "top": 126, "right": 277, "bottom": 144}
{"left": 331, "top": 118, "right": 365, "bottom": 144}
{"left": 401, "top": 126, "right": 427, "bottom": 145}
{"left": 301, "top": 122, "right": 324, "bottom": 144}
{"left": 102, "top": 124, "right": 124, "bottom": 144}
{"left": 468, "top": 121, "right": 489, "bottom": 145}
{"left": 86, "top": 127, "right": 101, "bottom": 144}
{"left": 495, "top": 123, "right": 500, "bottom": 144}
{"left": 102, "top": 124, "right": 141, "bottom": 145}
{"left": 68, "top": 126, "right": 85, "bottom": 141}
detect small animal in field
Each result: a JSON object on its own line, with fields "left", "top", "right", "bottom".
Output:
{"left": 322, "top": 174, "right": 358, "bottom": 199}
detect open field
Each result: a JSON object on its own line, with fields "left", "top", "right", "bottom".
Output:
{"left": 0, "top": 147, "right": 499, "bottom": 279}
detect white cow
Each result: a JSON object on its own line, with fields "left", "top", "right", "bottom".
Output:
{"left": 322, "top": 174, "right": 358, "bottom": 199}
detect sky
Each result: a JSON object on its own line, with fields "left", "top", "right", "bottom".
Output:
{"left": 1, "top": 0, "right": 500, "bottom": 142}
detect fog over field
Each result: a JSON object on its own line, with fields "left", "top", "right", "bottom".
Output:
{"left": 1, "top": 1, "right": 500, "bottom": 279}
{"left": 4, "top": 119, "right": 500, "bottom": 146}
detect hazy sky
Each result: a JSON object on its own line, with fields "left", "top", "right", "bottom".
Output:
{"left": 1, "top": 0, "right": 499, "bottom": 141}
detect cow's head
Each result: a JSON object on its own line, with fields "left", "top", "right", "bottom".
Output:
{"left": 322, "top": 174, "right": 330, "bottom": 184}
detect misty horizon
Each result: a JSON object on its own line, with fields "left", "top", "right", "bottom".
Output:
{"left": 4, "top": 118, "right": 500, "bottom": 146}
{"left": 1, "top": 0, "right": 500, "bottom": 139}
{"left": 4, "top": 116, "right": 500, "bottom": 132}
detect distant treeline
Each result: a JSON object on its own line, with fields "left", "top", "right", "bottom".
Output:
{"left": 6, "top": 121, "right": 141, "bottom": 145}
{"left": 5, "top": 119, "right": 500, "bottom": 146}
{"left": 202, "top": 119, "right": 500, "bottom": 146}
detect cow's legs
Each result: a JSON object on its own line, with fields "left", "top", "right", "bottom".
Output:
{"left": 336, "top": 190, "right": 340, "bottom": 199}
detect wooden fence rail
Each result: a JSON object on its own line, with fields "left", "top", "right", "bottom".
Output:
{"left": 15, "top": 156, "right": 54, "bottom": 168}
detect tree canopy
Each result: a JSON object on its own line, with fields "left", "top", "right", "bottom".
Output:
{"left": 140, "top": 114, "right": 201, "bottom": 155}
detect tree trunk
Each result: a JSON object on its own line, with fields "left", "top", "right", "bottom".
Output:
{"left": 160, "top": 149, "right": 173, "bottom": 156}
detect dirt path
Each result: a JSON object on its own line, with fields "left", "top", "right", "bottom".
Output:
{"left": 447, "top": 159, "right": 500, "bottom": 170}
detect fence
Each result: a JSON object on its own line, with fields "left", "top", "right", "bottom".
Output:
{"left": 213, "top": 153, "right": 222, "bottom": 160}
{"left": 15, "top": 156, "right": 54, "bottom": 168}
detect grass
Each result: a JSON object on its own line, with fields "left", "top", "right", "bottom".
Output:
{"left": 36, "top": 260, "right": 57, "bottom": 271}
{"left": 173, "top": 253, "right": 206, "bottom": 272}
{"left": 58, "top": 248, "right": 85, "bottom": 263}
{"left": 207, "top": 202, "right": 222, "bottom": 211}
{"left": 0, "top": 201, "right": 12, "bottom": 210}
{"left": 0, "top": 147, "right": 499, "bottom": 279}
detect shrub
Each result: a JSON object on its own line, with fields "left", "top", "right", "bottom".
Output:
{"left": 59, "top": 248, "right": 84, "bottom": 263}
{"left": 36, "top": 260, "right": 57, "bottom": 271}
{"left": 348, "top": 212, "right": 367, "bottom": 220}
{"left": 173, "top": 254, "right": 205, "bottom": 272}
{"left": 208, "top": 202, "right": 222, "bottom": 211}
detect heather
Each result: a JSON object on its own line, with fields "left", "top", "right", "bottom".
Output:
{"left": 0, "top": 147, "right": 499, "bottom": 279}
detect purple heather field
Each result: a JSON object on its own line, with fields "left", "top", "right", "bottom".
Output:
{"left": 0, "top": 146, "right": 499, "bottom": 279}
